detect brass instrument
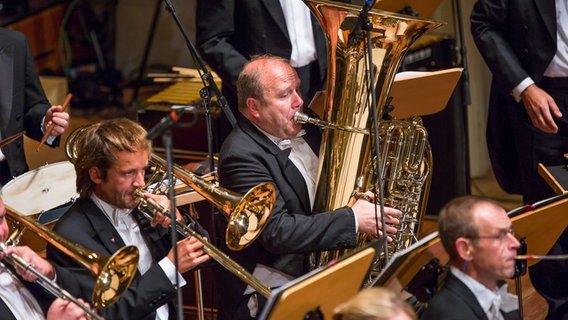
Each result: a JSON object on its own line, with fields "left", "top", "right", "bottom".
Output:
{"left": 0, "top": 241, "right": 104, "bottom": 320}
{"left": 132, "top": 189, "right": 272, "bottom": 298}
{"left": 64, "top": 125, "right": 276, "bottom": 297}
{"left": 5, "top": 205, "right": 139, "bottom": 309}
{"left": 294, "top": 111, "right": 369, "bottom": 135}
{"left": 302, "top": 0, "right": 442, "bottom": 271}
{"left": 148, "top": 153, "right": 276, "bottom": 251}
{"left": 65, "top": 125, "right": 275, "bottom": 251}
{"left": 358, "top": 117, "right": 432, "bottom": 254}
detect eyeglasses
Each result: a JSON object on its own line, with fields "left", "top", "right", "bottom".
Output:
{"left": 466, "top": 227, "right": 516, "bottom": 242}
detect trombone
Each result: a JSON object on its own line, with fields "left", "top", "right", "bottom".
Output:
{"left": 5, "top": 205, "right": 139, "bottom": 309}
{"left": 136, "top": 153, "right": 277, "bottom": 298}
{"left": 133, "top": 189, "right": 272, "bottom": 298}
{"left": 148, "top": 153, "right": 276, "bottom": 251}
{"left": 65, "top": 125, "right": 276, "bottom": 297}
{"left": 0, "top": 241, "right": 104, "bottom": 320}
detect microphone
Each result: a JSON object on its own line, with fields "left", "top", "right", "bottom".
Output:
{"left": 352, "top": 0, "right": 377, "bottom": 35}
{"left": 146, "top": 105, "right": 196, "bottom": 140}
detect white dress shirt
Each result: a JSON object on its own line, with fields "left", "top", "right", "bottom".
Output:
{"left": 544, "top": 0, "right": 568, "bottom": 77}
{"left": 0, "top": 262, "right": 45, "bottom": 320}
{"left": 451, "top": 266, "right": 518, "bottom": 320}
{"left": 279, "top": 0, "right": 317, "bottom": 68}
{"left": 91, "top": 194, "right": 186, "bottom": 320}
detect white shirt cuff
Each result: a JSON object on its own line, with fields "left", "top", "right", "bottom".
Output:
{"left": 158, "top": 257, "right": 187, "bottom": 288}
{"left": 352, "top": 208, "right": 358, "bottom": 233}
{"left": 512, "top": 77, "right": 534, "bottom": 102}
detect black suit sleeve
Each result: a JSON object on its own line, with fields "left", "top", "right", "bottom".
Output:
{"left": 219, "top": 121, "right": 356, "bottom": 255}
{"left": 21, "top": 33, "right": 52, "bottom": 143}
{"left": 470, "top": 0, "right": 553, "bottom": 91}
{"left": 46, "top": 200, "right": 181, "bottom": 320}
{"left": 196, "top": 0, "right": 247, "bottom": 94}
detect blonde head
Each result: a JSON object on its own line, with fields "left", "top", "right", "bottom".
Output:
{"left": 333, "top": 288, "right": 416, "bottom": 320}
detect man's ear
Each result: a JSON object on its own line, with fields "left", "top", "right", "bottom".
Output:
{"left": 246, "top": 97, "right": 261, "bottom": 118}
{"left": 89, "top": 167, "right": 103, "bottom": 184}
{"left": 456, "top": 237, "right": 472, "bottom": 261}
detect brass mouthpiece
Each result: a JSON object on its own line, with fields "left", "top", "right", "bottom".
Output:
{"left": 294, "top": 111, "right": 369, "bottom": 135}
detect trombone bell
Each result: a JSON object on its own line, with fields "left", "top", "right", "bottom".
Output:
{"left": 5, "top": 204, "right": 139, "bottom": 309}
{"left": 149, "top": 153, "right": 276, "bottom": 251}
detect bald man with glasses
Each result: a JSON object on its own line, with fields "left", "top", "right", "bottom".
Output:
{"left": 421, "top": 196, "right": 522, "bottom": 320}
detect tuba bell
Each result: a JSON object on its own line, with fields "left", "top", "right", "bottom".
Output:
{"left": 302, "top": 0, "right": 442, "bottom": 272}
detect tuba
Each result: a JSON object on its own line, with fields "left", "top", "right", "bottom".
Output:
{"left": 303, "top": 0, "right": 442, "bottom": 271}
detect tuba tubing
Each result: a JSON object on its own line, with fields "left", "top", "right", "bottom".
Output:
{"left": 294, "top": 111, "right": 369, "bottom": 134}
{"left": 0, "top": 242, "right": 104, "bottom": 320}
{"left": 302, "top": 0, "right": 442, "bottom": 272}
{"left": 5, "top": 205, "right": 139, "bottom": 309}
{"left": 133, "top": 189, "right": 272, "bottom": 298}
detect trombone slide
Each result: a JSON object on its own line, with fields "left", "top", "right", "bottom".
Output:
{"left": 134, "top": 189, "right": 272, "bottom": 298}
{"left": 0, "top": 242, "right": 104, "bottom": 320}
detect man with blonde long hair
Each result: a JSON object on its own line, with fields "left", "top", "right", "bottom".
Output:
{"left": 47, "top": 118, "right": 210, "bottom": 319}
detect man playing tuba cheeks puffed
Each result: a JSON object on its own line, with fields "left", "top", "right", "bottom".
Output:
{"left": 215, "top": 55, "right": 403, "bottom": 320}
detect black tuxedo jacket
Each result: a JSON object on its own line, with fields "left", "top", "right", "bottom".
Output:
{"left": 0, "top": 27, "right": 59, "bottom": 180}
{"left": 46, "top": 198, "right": 179, "bottom": 320}
{"left": 470, "top": 0, "right": 557, "bottom": 195}
{"left": 420, "top": 273, "right": 521, "bottom": 320}
{"left": 216, "top": 116, "right": 357, "bottom": 318}
{"left": 195, "top": 0, "right": 331, "bottom": 106}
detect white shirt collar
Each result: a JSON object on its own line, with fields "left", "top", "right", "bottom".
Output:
{"left": 450, "top": 266, "right": 518, "bottom": 318}
{"left": 451, "top": 266, "right": 496, "bottom": 315}
{"left": 253, "top": 123, "right": 306, "bottom": 150}
{"left": 90, "top": 194, "right": 132, "bottom": 226}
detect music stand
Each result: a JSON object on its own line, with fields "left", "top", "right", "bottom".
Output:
{"left": 258, "top": 239, "right": 385, "bottom": 320}
{"left": 538, "top": 163, "right": 568, "bottom": 195}
{"left": 388, "top": 68, "right": 463, "bottom": 119}
{"left": 371, "top": 231, "right": 446, "bottom": 295}
{"left": 508, "top": 193, "right": 568, "bottom": 267}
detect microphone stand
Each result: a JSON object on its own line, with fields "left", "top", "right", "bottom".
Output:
{"left": 358, "top": 0, "right": 389, "bottom": 265}
{"left": 163, "top": 0, "right": 236, "bottom": 127}
{"left": 452, "top": 0, "right": 471, "bottom": 107}
{"left": 162, "top": 1, "right": 230, "bottom": 319}
{"left": 162, "top": 128, "right": 184, "bottom": 320}
{"left": 452, "top": 0, "right": 472, "bottom": 194}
